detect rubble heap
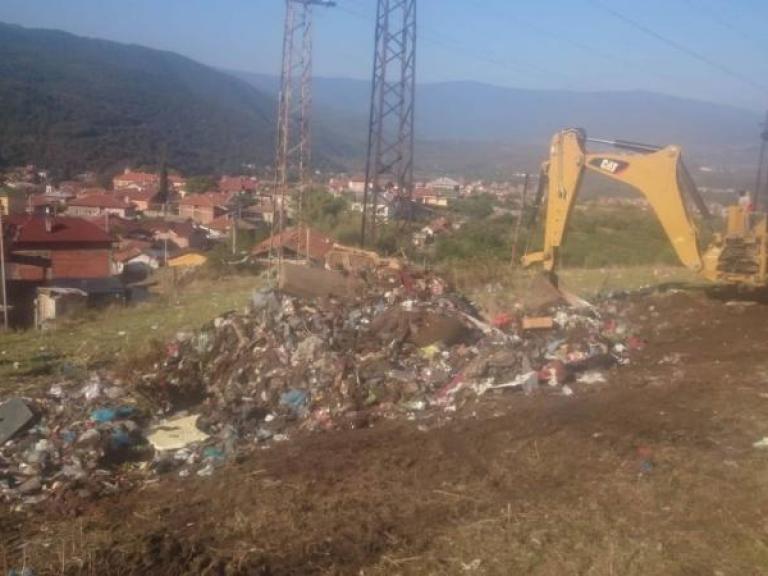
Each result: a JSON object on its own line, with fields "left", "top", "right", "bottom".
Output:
{"left": 0, "top": 267, "right": 643, "bottom": 507}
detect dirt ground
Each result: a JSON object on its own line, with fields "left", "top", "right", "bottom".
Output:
{"left": 5, "top": 288, "right": 768, "bottom": 575}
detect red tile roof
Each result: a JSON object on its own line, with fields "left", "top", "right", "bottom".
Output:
{"left": 219, "top": 176, "right": 257, "bottom": 193}
{"left": 119, "top": 238, "right": 153, "bottom": 251}
{"left": 118, "top": 189, "right": 158, "bottom": 203}
{"left": 76, "top": 187, "right": 110, "bottom": 198}
{"left": 114, "top": 170, "right": 158, "bottom": 185}
{"left": 180, "top": 194, "right": 216, "bottom": 208}
{"left": 29, "top": 194, "right": 55, "bottom": 207}
{"left": 180, "top": 192, "right": 232, "bottom": 208}
{"left": 140, "top": 219, "right": 198, "bottom": 239}
{"left": 69, "top": 194, "right": 130, "bottom": 209}
{"left": 7, "top": 215, "right": 113, "bottom": 244}
{"left": 208, "top": 215, "right": 232, "bottom": 232}
{"left": 113, "top": 246, "right": 144, "bottom": 263}
{"left": 251, "top": 225, "right": 335, "bottom": 261}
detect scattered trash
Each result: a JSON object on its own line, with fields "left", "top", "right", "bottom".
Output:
{"left": 461, "top": 559, "right": 482, "bottom": 572}
{"left": 0, "top": 263, "right": 645, "bottom": 506}
{"left": 147, "top": 414, "right": 209, "bottom": 451}
{"left": 522, "top": 316, "right": 555, "bottom": 330}
{"left": 89, "top": 406, "right": 135, "bottom": 423}
{"left": 279, "top": 389, "right": 310, "bottom": 414}
{"left": 490, "top": 372, "right": 538, "bottom": 391}
{"left": 637, "top": 445, "right": 654, "bottom": 474}
{"left": 7, "top": 568, "right": 36, "bottom": 576}
{"left": 753, "top": 437, "right": 768, "bottom": 448}
{"left": 576, "top": 371, "right": 607, "bottom": 384}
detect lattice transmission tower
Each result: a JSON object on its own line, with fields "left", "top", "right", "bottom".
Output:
{"left": 361, "top": 0, "right": 417, "bottom": 246}
{"left": 755, "top": 111, "right": 768, "bottom": 211}
{"left": 273, "top": 0, "right": 334, "bottom": 243}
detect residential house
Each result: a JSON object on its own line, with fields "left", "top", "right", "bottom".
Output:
{"left": 169, "top": 174, "right": 186, "bottom": 193}
{"left": 57, "top": 181, "right": 85, "bottom": 197}
{"left": 426, "top": 177, "right": 462, "bottom": 198}
{"left": 6, "top": 215, "right": 114, "bottom": 280}
{"left": 67, "top": 194, "right": 135, "bottom": 219}
{"left": 243, "top": 203, "right": 275, "bottom": 224}
{"left": 219, "top": 176, "right": 258, "bottom": 195}
{"left": 349, "top": 200, "right": 392, "bottom": 221}
{"left": 251, "top": 225, "right": 335, "bottom": 263}
{"left": 113, "top": 169, "right": 158, "bottom": 192}
{"left": 145, "top": 220, "right": 209, "bottom": 252}
{"left": 23, "top": 184, "right": 77, "bottom": 215}
{"left": 74, "top": 187, "right": 110, "bottom": 199}
{"left": 413, "top": 187, "right": 448, "bottom": 208}
{"left": 348, "top": 176, "right": 367, "bottom": 196}
{"left": 0, "top": 191, "right": 27, "bottom": 215}
{"left": 4, "top": 215, "right": 116, "bottom": 325}
{"left": 179, "top": 193, "right": 231, "bottom": 224}
{"left": 112, "top": 246, "right": 159, "bottom": 278}
{"left": 328, "top": 177, "right": 348, "bottom": 196}
{"left": 203, "top": 215, "right": 258, "bottom": 240}
{"left": 115, "top": 189, "right": 159, "bottom": 212}
{"left": 113, "top": 169, "right": 185, "bottom": 194}
{"left": 413, "top": 216, "right": 453, "bottom": 248}
{"left": 26, "top": 194, "right": 57, "bottom": 215}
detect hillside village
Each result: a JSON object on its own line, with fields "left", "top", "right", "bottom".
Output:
{"left": 1, "top": 158, "right": 745, "bottom": 332}
{"left": 0, "top": 162, "right": 535, "bottom": 327}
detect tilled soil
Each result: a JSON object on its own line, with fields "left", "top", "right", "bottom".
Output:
{"left": 5, "top": 289, "right": 768, "bottom": 575}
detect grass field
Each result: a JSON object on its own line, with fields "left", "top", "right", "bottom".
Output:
{"left": 0, "top": 273, "right": 261, "bottom": 391}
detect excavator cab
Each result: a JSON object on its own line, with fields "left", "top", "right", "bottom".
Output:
{"left": 523, "top": 129, "right": 768, "bottom": 287}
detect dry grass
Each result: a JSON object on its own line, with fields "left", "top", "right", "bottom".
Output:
{"left": 0, "top": 272, "right": 261, "bottom": 394}
{"left": 449, "top": 264, "right": 702, "bottom": 317}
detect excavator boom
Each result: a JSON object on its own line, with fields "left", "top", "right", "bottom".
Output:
{"left": 523, "top": 129, "right": 723, "bottom": 281}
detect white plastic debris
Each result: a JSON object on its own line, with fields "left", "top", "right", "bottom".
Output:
{"left": 577, "top": 371, "right": 607, "bottom": 384}
{"left": 491, "top": 371, "right": 538, "bottom": 391}
{"left": 753, "top": 437, "right": 768, "bottom": 448}
{"left": 147, "top": 414, "right": 209, "bottom": 451}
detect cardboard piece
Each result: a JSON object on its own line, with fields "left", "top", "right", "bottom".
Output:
{"left": 0, "top": 398, "right": 36, "bottom": 445}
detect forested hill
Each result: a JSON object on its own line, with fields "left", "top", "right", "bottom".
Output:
{"left": 0, "top": 22, "right": 280, "bottom": 178}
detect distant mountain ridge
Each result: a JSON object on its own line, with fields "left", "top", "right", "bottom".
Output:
{"left": 232, "top": 71, "right": 762, "bottom": 172}
{"left": 0, "top": 20, "right": 760, "bottom": 181}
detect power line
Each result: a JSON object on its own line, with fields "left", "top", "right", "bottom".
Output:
{"left": 463, "top": 0, "right": 701, "bottom": 87}
{"left": 333, "top": 2, "right": 575, "bottom": 86}
{"left": 587, "top": 0, "right": 768, "bottom": 96}
{"left": 680, "top": 0, "right": 767, "bottom": 54}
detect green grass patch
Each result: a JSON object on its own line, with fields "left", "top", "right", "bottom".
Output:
{"left": 0, "top": 274, "right": 261, "bottom": 392}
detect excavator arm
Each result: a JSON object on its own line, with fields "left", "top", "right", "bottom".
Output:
{"left": 523, "top": 129, "right": 714, "bottom": 277}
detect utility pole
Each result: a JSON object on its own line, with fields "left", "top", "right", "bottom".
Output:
{"left": 272, "top": 0, "right": 335, "bottom": 261}
{"left": 511, "top": 173, "right": 529, "bottom": 264}
{"left": 231, "top": 193, "right": 243, "bottom": 256}
{"left": 754, "top": 111, "right": 768, "bottom": 211}
{"left": 0, "top": 205, "right": 8, "bottom": 330}
{"left": 361, "top": 0, "right": 417, "bottom": 247}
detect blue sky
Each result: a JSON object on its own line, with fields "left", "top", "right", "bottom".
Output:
{"left": 1, "top": 0, "right": 767, "bottom": 111}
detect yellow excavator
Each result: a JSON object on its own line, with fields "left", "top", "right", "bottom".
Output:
{"left": 522, "top": 128, "right": 768, "bottom": 286}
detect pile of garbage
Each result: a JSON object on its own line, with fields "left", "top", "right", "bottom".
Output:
{"left": 0, "top": 266, "right": 644, "bottom": 507}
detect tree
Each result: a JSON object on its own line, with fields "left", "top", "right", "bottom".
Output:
{"left": 186, "top": 176, "right": 217, "bottom": 195}
{"left": 156, "top": 146, "right": 170, "bottom": 206}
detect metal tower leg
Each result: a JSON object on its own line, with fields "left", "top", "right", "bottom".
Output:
{"left": 361, "top": 0, "right": 417, "bottom": 247}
